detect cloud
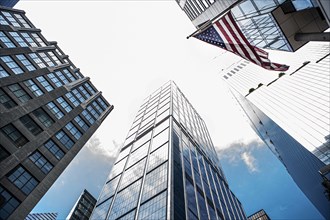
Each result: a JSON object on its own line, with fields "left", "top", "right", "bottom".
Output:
{"left": 216, "top": 138, "right": 264, "bottom": 173}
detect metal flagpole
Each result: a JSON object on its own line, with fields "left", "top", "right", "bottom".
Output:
{"left": 186, "top": 0, "right": 245, "bottom": 39}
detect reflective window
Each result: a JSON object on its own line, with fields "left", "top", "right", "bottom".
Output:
{"left": 29, "top": 151, "right": 53, "bottom": 174}
{"left": 119, "top": 158, "right": 146, "bottom": 190}
{"left": 65, "top": 122, "right": 82, "bottom": 140}
{"left": 65, "top": 92, "right": 79, "bottom": 107}
{"left": 82, "top": 110, "right": 95, "bottom": 125}
{"left": 0, "top": 88, "right": 17, "bottom": 108}
{"left": 1, "top": 12, "right": 20, "bottom": 27}
{"left": 47, "top": 73, "right": 62, "bottom": 87}
{"left": 0, "top": 64, "right": 9, "bottom": 78}
{"left": 79, "top": 86, "right": 90, "bottom": 99}
{"left": 9, "top": 32, "right": 27, "bottom": 47}
{"left": 39, "top": 52, "right": 54, "bottom": 66}
{"left": 109, "top": 156, "right": 127, "bottom": 180}
{"left": 126, "top": 142, "right": 149, "bottom": 168}
{"left": 147, "top": 143, "right": 168, "bottom": 172}
{"left": 31, "top": 33, "right": 46, "bottom": 47}
{"left": 16, "top": 54, "right": 35, "bottom": 71}
{"left": 72, "top": 89, "right": 85, "bottom": 102}
{"left": 33, "top": 108, "right": 54, "bottom": 128}
{"left": 23, "top": 80, "right": 43, "bottom": 97}
{"left": 87, "top": 105, "right": 99, "bottom": 119}
{"left": 0, "top": 15, "right": 9, "bottom": 25}
{"left": 97, "top": 97, "right": 108, "bottom": 110}
{"left": 8, "top": 83, "right": 31, "bottom": 103}
{"left": 63, "top": 69, "right": 76, "bottom": 82}
{"left": 150, "top": 128, "right": 169, "bottom": 152}
{"left": 29, "top": 53, "right": 46, "bottom": 68}
{"left": 98, "top": 175, "right": 121, "bottom": 204}
{"left": 7, "top": 166, "right": 38, "bottom": 195}
{"left": 109, "top": 179, "right": 141, "bottom": 219}
{"left": 142, "top": 162, "right": 167, "bottom": 202}
{"left": 84, "top": 82, "right": 96, "bottom": 94}
{"left": 92, "top": 101, "right": 103, "bottom": 114}
{"left": 21, "top": 33, "right": 37, "bottom": 47}
{"left": 1, "top": 124, "right": 28, "bottom": 147}
{"left": 74, "top": 116, "right": 89, "bottom": 132}
{"left": 44, "top": 139, "right": 64, "bottom": 160}
{"left": 36, "top": 76, "right": 54, "bottom": 92}
{"left": 19, "top": 115, "right": 42, "bottom": 136}
{"left": 1, "top": 56, "right": 23, "bottom": 74}
{"left": 55, "top": 130, "right": 74, "bottom": 149}
{"left": 0, "top": 185, "right": 20, "bottom": 219}
{"left": 56, "top": 97, "right": 72, "bottom": 113}
{"left": 55, "top": 70, "right": 69, "bottom": 84}
{"left": 90, "top": 197, "right": 112, "bottom": 220}
{"left": 46, "top": 102, "right": 64, "bottom": 119}
{"left": 0, "top": 31, "right": 15, "bottom": 48}
{"left": 13, "top": 14, "right": 31, "bottom": 28}
{"left": 137, "top": 190, "right": 167, "bottom": 220}
{"left": 48, "top": 52, "right": 61, "bottom": 65}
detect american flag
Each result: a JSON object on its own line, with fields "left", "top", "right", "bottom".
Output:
{"left": 194, "top": 12, "right": 289, "bottom": 71}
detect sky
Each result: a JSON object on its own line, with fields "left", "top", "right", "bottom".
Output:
{"left": 15, "top": 1, "right": 323, "bottom": 219}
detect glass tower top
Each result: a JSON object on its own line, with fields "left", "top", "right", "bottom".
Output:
{"left": 91, "top": 81, "right": 246, "bottom": 220}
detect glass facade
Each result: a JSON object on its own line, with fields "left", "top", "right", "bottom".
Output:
{"left": 91, "top": 81, "right": 246, "bottom": 220}
{"left": 0, "top": 6, "right": 113, "bottom": 219}
{"left": 66, "top": 189, "right": 97, "bottom": 220}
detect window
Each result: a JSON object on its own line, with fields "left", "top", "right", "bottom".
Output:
{"left": 44, "top": 140, "right": 64, "bottom": 160}
{"left": 63, "top": 69, "right": 76, "bottom": 81}
{"left": 72, "top": 89, "right": 85, "bottom": 102}
{"left": 0, "top": 185, "right": 20, "bottom": 219}
{"left": 19, "top": 115, "right": 42, "bottom": 136}
{"left": 84, "top": 82, "right": 96, "bottom": 94}
{"left": 82, "top": 110, "right": 95, "bottom": 125}
{"left": 46, "top": 102, "right": 64, "bottom": 119}
{"left": 0, "top": 64, "right": 10, "bottom": 78}
{"left": 48, "top": 52, "right": 61, "bottom": 65}
{"left": 47, "top": 73, "right": 62, "bottom": 87}
{"left": 16, "top": 54, "right": 35, "bottom": 71}
{"left": 1, "top": 56, "right": 23, "bottom": 75}
{"left": 79, "top": 86, "right": 90, "bottom": 99}
{"left": 8, "top": 84, "right": 31, "bottom": 103}
{"left": 31, "top": 33, "right": 46, "bottom": 47}
{"left": 56, "top": 97, "right": 72, "bottom": 113}
{"left": 55, "top": 130, "right": 74, "bottom": 149}
{"left": 29, "top": 53, "right": 46, "bottom": 68}
{"left": 55, "top": 71, "right": 69, "bottom": 84}
{"left": 29, "top": 151, "right": 53, "bottom": 174}
{"left": 87, "top": 105, "right": 99, "bottom": 119}
{"left": 0, "top": 145, "right": 10, "bottom": 163}
{"left": 32, "top": 108, "right": 54, "bottom": 128}
{"left": 0, "top": 88, "right": 16, "bottom": 109}
{"left": 65, "top": 92, "right": 79, "bottom": 107}
{"left": 36, "top": 76, "right": 54, "bottom": 92}
{"left": 21, "top": 33, "right": 38, "bottom": 47}
{"left": 9, "top": 32, "right": 28, "bottom": 47}
{"left": 65, "top": 122, "right": 82, "bottom": 140}
{"left": 13, "top": 14, "right": 31, "bottom": 28}
{"left": 7, "top": 166, "right": 38, "bottom": 195}
{"left": 39, "top": 52, "right": 54, "bottom": 67}
{"left": 97, "top": 97, "right": 108, "bottom": 110}
{"left": 74, "top": 116, "right": 89, "bottom": 131}
{"left": 0, "top": 31, "right": 16, "bottom": 48}
{"left": 137, "top": 191, "right": 167, "bottom": 220}
{"left": 0, "top": 15, "right": 9, "bottom": 25}
{"left": 1, "top": 124, "right": 28, "bottom": 147}
{"left": 23, "top": 80, "right": 43, "bottom": 97}
{"left": 92, "top": 101, "right": 103, "bottom": 114}
{"left": 2, "top": 12, "right": 20, "bottom": 27}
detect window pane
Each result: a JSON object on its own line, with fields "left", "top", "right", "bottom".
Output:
{"left": 8, "top": 84, "right": 31, "bottom": 103}
{"left": 7, "top": 166, "right": 38, "bottom": 195}
{"left": 19, "top": 115, "right": 42, "bottom": 136}
{"left": 1, "top": 124, "right": 28, "bottom": 147}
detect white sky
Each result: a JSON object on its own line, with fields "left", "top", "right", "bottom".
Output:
{"left": 17, "top": 0, "right": 260, "bottom": 158}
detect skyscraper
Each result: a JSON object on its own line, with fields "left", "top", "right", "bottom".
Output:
{"left": 66, "top": 189, "right": 97, "bottom": 220}
{"left": 0, "top": 0, "right": 19, "bottom": 8}
{"left": 222, "top": 41, "right": 330, "bottom": 218}
{"left": 178, "top": 0, "right": 328, "bottom": 51}
{"left": 25, "top": 212, "right": 57, "bottom": 220}
{"left": 247, "top": 209, "right": 270, "bottom": 220}
{"left": 91, "top": 81, "right": 246, "bottom": 220}
{"left": 0, "top": 6, "right": 113, "bottom": 220}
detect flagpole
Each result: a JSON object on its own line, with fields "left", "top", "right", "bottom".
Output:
{"left": 186, "top": 0, "right": 245, "bottom": 39}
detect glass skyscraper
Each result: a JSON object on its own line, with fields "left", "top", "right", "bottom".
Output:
{"left": 0, "top": 6, "right": 113, "bottom": 220}
{"left": 66, "top": 189, "right": 97, "bottom": 220}
{"left": 91, "top": 81, "right": 246, "bottom": 220}
{"left": 222, "top": 41, "right": 330, "bottom": 218}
